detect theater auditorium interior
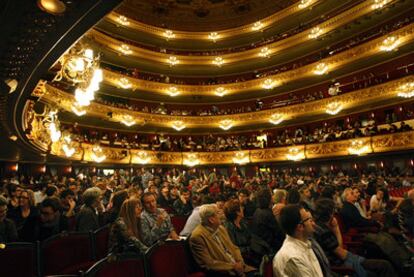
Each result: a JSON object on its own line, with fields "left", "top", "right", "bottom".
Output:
{"left": 1, "top": 0, "right": 414, "bottom": 276}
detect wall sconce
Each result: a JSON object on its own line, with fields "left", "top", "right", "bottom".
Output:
{"left": 184, "top": 153, "right": 200, "bottom": 167}
{"left": 348, "top": 140, "right": 370, "bottom": 155}
{"left": 286, "top": 147, "right": 305, "bottom": 161}
{"left": 213, "top": 57, "right": 224, "bottom": 67}
{"left": 215, "top": 87, "right": 227, "bottom": 97}
{"left": 314, "top": 62, "right": 329, "bottom": 75}
{"left": 120, "top": 114, "right": 135, "bottom": 127}
{"left": 163, "top": 30, "right": 175, "bottom": 40}
{"left": 208, "top": 32, "right": 219, "bottom": 42}
{"left": 219, "top": 119, "right": 234, "bottom": 130}
{"left": 379, "top": 36, "right": 400, "bottom": 52}
{"left": 119, "top": 44, "right": 132, "bottom": 55}
{"left": 259, "top": 47, "right": 271, "bottom": 58}
{"left": 262, "top": 78, "right": 277, "bottom": 89}
{"left": 116, "top": 15, "right": 130, "bottom": 26}
{"left": 269, "top": 114, "right": 284, "bottom": 125}
{"left": 252, "top": 21, "right": 264, "bottom": 31}
{"left": 308, "top": 27, "right": 322, "bottom": 39}
{"left": 135, "top": 151, "right": 150, "bottom": 164}
{"left": 117, "top": 77, "right": 132, "bottom": 89}
{"left": 298, "top": 0, "right": 313, "bottom": 9}
{"left": 62, "top": 144, "right": 75, "bottom": 157}
{"left": 326, "top": 102, "right": 342, "bottom": 115}
{"left": 233, "top": 152, "right": 249, "bottom": 164}
{"left": 167, "top": 56, "right": 179, "bottom": 66}
{"left": 167, "top": 86, "right": 180, "bottom": 97}
{"left": 397, "top": 82, "right": 414, "bottom": 98}
{"left": 372, "top": 0, "right": 392, "bottom": 9}
{"left": 171, "top": 121, "right": 186, "bottom": 131}
{"left": 91, "top": 145, "right": 106, "bottom": 163}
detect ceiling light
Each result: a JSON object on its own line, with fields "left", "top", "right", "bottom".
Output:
{"left": 213, "top": 57, "right": 224, "bottom": 67}
{"left": 252, "top": 21, "right": 264, "bottom": 31}
{"left": 116, "top": 15, "right": 130, "bottom": 26}
{"left": 164, "top": 30, "right": 175, "bottom": 40}
{"left": 37, "top": 0, "right": 66, "bottom": 15}
{"left": 379, "top": 36, "right": 400, "bottom": 52}
{"left": 314, "top": 62, "right": 329, "bottom": 75}
{"left": 397, "top": 82, "right": 414, "bottom": 98}
{"left": 219, "top": 119, "right": 234, "bottom": 130}
{"left": 117, "top": 77, "right": 132, "bottom": 89}
{"left": 269, "top": 114, "right": 284, "bottom": 125}
{"left": 167, "top": 86, "right": 180, "bottom": 97}
{"left": 259, "top": 47, "right": 271, "bottom": 58}
{"left": 215, "top": 87, "right": 227, "bottom": 97}
{"left": 208, "top": 32, "right": 219, "bottom": 42}
{"left": 308, "top": 27, "right": 322, "bottom": 39}
{"left": 171, "top": 121, "right": 186, "bottom": 131}
{"left": 326, "top": 102, "right": 342, "bottom": 115}
{"left": 121, "top": 115, "right": 135, "bottom": 127}
{"left": 286, "top": 147, "right": 305, "bottom": 161}
{"left": 119, "top": 44, "right": 132, "bottom": 55}
{"left": 167, "top": 56, "right": 179, "bottom": 66}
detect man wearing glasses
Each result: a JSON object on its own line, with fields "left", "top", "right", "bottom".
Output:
{"left": 273, "top": 204, "right": 330, "bottom": 277}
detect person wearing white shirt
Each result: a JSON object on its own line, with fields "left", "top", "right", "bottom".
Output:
{"left": 273, "top": 205, "right": 325, "bottom": 277}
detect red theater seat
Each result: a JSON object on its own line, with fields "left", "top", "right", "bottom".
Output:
{"left": 0, "top": 242, "right": 39, "bottom": 277}
{"left": 92, "top": 224, "right": 110, "bottom": 260}
{"left": 171, "top": 215, "right": 188, "bottom": 234}
{"left": 41, "top": 232, "right": 94, "bottom": 276}
{"left": 83, "top": 253, "right": 146, "bottom": 277}
{"left": 260, "top": 255, "right": 273, "bottom": 277}
{"left": 146, "top": 240, "right": 205, "bottom": 277}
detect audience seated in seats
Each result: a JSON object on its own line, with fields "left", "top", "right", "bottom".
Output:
{"left": 272, "top": 189, "right": 287, "bottom": 218}
{"left": 157, "top": 185, "right": 174, "bottom": 211}
{"left": 313, "top": 198, "right": 396, "bottom": 277}
{"left": 340, "top": 188, "right": 382, "bottom": 230}
{"left": 173, "top": 187, "right": 193, "bottom": 216}
{"left": 140, "top": 192, "right": 179, "bottom": 246}
{"left": 105, "top": 190, "right": 128, "bottom": 224}
{"left": 189, "top": 204, "right": 256, "bottom": 276}
{"left": 273, "top": 204, "right": 333, "bottom": 277}
{"left": 8, "top": 189, "right": 39, "bottom": 238}
{"left": 352, "top": 187, "right": 369, "bottom": 219}
{"left": 250, "top": 188, "right": 284, "bottom": 257}
{"left": 180, "top": 195, "right": 209, "bottom": 237}
{"left": 238, "top": 189, "right": 256, "bottom": 218}
{"left": 5, "top": 184, "right": 22, "bottom": 218}
{"left": 223, "top": 199, "right": 252, "bottom": 261}
{"left": 76, "top": 187, "right": 103, "bottom": 232}
{"left": 109, "top": 198, "right": 148, "bottom": 255}
{"left": 60, "top": 188, "right": 77, "bottom": 219}
{"left": 0, "top": 195, "right": 18, "bottom": 243}
{"left": 20, "top": 197, "right": 69, "bottom": 242}
{"left": 398, "top": 189, "right": 414, "bottom": 236}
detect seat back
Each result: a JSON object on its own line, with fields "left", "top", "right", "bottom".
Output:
{"left": 84, "top": 253, "right": 146, "bottom": 277}
{"left": 92, "top": 224, "right": 110, "bottom": 260}
{"left": 146, "top": 240, "right": 192, "bottom": 277}
{"left": 0, "top": 242, "right": 39, "bottom": 277}
{"left": 260, "top": 255, "right": 273, "bottom": 277}
{"left": 41, "top": 232, "right": 94, "bottom": 276}
{"left": 171, "top": 215, "right": 188, "bottom": 234}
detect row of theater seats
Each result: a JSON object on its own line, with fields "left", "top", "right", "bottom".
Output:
{"left": 389, "top": 187, "right": 412, "bottom": 198}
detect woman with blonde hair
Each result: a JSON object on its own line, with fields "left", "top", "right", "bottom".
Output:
{"left": 109, "top": 198, "right": 147, "bottom": 255}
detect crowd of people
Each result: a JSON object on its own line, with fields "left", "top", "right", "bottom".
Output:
{"left": 64, "top": 109, "right": 414, "bottom": 152}
{"left": 103, "top": 13, "right": 414, "bottom": 87}
{"left": 1, "top": 166, "right": 414, "bottom": 276}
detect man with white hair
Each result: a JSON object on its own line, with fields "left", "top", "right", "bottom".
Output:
{"left": 189, "top": 204, "right": 256, "bottom": 276}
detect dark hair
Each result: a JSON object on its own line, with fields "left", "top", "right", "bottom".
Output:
{"left": 256, "top": 188, "right": 272, "bottom": 209}
{"left": 238, "top": 189, "right": 250, "bottom": 196}
{"left": 45, "top": 185, "right": 58, "bottom": 197}
{"left": 180, "top": 187, "right": 190, "bottom": 194}
{"left": 60, "top": 189, "right": 75, "bottom": 199}
{"left": 279, "top": 204, "right": 302, "bottom": 236}
{"left": 224, "top": 199, "right": 241, "bottom": 222}
{"left": 140, "top": 191, "right": 156, "bottom": 204}
{"left": 112, "top": 190, "right": 129, "bottom": 211}
{"left": 286, "top": 189, "right": 301, "bottom": 204}
{"left": 41, "top": 197, "right": 61, "bottom": 212}
{"left": 320, "top": 186, "right": 335, "bottom": 199}
{"left": 314, "top": 198, "right": 335, "bottom": 223}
